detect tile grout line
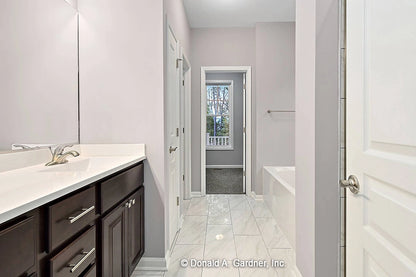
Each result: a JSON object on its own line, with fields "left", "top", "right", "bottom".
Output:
{"left": 251, "top": 201, "right": 278, "bottom": 275}
{"left": 201, "top": 197, "right": 209, "bottom": 277}
{"left": 229, "top": 196, "right": 241, "bottom": 277}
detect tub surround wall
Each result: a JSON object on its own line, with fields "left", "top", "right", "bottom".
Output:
{"left": 263, "top": 166, "right": 296, "bottom": 248}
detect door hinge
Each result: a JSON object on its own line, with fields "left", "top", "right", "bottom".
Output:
{"left": 176, "top": 58, "right": 183, "bottom": 68}
{"left": 243, "top": 171, "right": 246, "bottom": 177}
{"left": 176, "top": 128, "right": 179, "bottom": 137}
{"left": 243, "top": 84, "right": 246, "bottom": 90}
{"left": 243, "top": 127, "right": 246, "bottom": 133}
{"left": 177, "top": 196, "right": 180, "bottom": 206}
{"left": 183, "top": 127, "right": 185, "bottom": 133}
{"left": 182, "top": 80, "right": 185, "bottom": 86}
{"left": 182, "top": 175, "right": 185, "bottom": 181}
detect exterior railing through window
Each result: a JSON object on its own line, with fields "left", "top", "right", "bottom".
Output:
{"left": 206, "top": 134, "right": 230, "bottom": 146}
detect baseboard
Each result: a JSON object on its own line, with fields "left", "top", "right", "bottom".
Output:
{"left": 191, "top": 191, "right": 202, "bottom": 197}
{"left": 136, "top": 254, "right": 169, "bottom": 271}
{"left": 206, "top": 165, "right": 244, "bottom": 169}
{"left": 248, "top": 191, "right": 263, "bottom": 201}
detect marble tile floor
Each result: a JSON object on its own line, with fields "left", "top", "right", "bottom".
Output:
{"left": 133, "top": 194, "right": 298, "bottom": 277}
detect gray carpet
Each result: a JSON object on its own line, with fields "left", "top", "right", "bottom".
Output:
{"left": 206, "top": 168, "right": 244, "bottom": 194}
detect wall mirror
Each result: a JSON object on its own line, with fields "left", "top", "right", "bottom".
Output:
{"left": 0, "top": 0, "right": 79, "bottom": 152}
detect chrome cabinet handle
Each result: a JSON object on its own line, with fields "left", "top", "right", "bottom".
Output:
{"left": 132, "top": 199, "right": 136, "bottom": 205}
{"left": 67, "top": 247, "right": 95, "bottom": 273}
{"left": 169, "top": 146, "right": 178, "bottom": 153}
{"left": 340, "top": 175, "right": 360, "bottom": 194}
{"left": 67, "top": 206, "right": 95, "bottom": 224}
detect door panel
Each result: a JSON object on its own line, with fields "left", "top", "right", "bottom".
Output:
{"left": 346, "top": 0, "right": 416, "bottom": 276}
{"left": 0, "top": 216, "right": 37, "bottom": 277}
{"left": 102, "top": 204, "right": 127, "bottom": 277}
{"left": 127, "top": 187, "right": 144, "bottom": 275}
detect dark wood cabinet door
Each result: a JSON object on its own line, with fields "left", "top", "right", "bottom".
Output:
{"left": 127, "top": 186, "right": 144, "bottom": 275}
{"left": 0, "top": 215, "right": 37, "bottom": 277}
{"left": 101, "top": 203, "right": 128, "bottom": 277}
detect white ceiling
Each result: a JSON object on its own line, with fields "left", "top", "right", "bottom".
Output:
{"left": 183, "top": 0, "right": 295, "bottom": 28}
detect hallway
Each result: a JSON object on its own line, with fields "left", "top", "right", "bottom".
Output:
{"left": 206, "top": 169, "right": 244, "bottom": 194}
{"left": 134, "top": 195, "right": 297, "bottom": 277}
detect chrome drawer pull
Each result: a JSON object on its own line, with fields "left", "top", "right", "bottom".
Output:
{"left": 67, "top": 206, "right": 95, "bottom": 224}
{"left": 67, "top": 247, "right": 95, "bottom": 273}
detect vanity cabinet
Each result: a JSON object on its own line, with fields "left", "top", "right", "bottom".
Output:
{"left": 0, "top": 161, "right": 144, "bottom": 277}
{"left": 100, "top": 164, "right": 144, "bottom": 277}
{"left": 101, "top": 187, "right": 144, "bottom": 277}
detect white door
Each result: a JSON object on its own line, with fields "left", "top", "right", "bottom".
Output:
{"left": 346, "top": 1, "right": 416, "bottom": 276}
{"left": 167, "top": 26, "right": 180, "bottom": 250}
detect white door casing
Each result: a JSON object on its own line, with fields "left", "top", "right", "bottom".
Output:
{"left": 242, "top": 73, "right": 246, "bottom": 193}
{"left": 182, "top": 55, "right": 192, "bottom": 201}
{"left": 167, "top": 25, "right": 180, "bottom": 250}
{"left": 200, "top": 66, "right": 252, "bottom": 196}
{"left": 346, "top": 0, "right": 416, "bottom": 276}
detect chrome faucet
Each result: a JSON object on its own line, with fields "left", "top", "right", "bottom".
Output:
{"left": 45, "top": 144, "right": 80, "bottom": 166}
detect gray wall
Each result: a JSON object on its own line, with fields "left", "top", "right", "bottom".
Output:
{"left": 190, "top": 27, "right": 257, "bottom": 193}
{"left": 163, "top": 0, "right": 191, "bottom": 56}
{"left": 190, "top": 24, "right": 295, "bottom": 194}
{"left": 78, "top": 0, "right": 166, "bottom": 258}
{"left": 255, "top": 22, "right": 296, "bottom": 194}
{"left": 206, "top": 73, "right": 244, "bottom": 166}
{"left": 79, "top": 0, "right": 192, "bottom": 260}
{"left": 295, "top": 0, "right": 340, "bottom": 276}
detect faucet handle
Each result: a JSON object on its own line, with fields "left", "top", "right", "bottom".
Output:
{"left": 54, "top": 144, "right": 74, "bottom": 155}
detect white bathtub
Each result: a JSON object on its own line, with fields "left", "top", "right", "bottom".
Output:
{"left": 263, "top": 166, "right": 296, "bottom": 249}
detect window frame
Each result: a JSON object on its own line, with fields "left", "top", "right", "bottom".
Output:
{"left": 205, "top": 80, "right": 234, "bottom": 151}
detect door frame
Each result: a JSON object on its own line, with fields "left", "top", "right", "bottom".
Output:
{"left": 165, "top": 22, "right": 181, "bottom": 252}
{"left": 179, "top": 50, "right": 192, "bottom": 201}
{"left": 200, "top": 66, "right": 252, "bottom": 196}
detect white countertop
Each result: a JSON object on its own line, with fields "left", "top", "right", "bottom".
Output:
{"left": 0, "top": 144, "right": 146, "bottom": 224}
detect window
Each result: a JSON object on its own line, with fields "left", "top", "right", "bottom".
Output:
{"left": 206, "top": 80, "right": 233, "bottom": 150}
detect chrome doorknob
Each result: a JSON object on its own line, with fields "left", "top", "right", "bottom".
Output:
{"left": 169, "top": 146, "right": 178, "bottom": 153}
{"left": 340, "top": 175, "right": 360, "bottom": 194}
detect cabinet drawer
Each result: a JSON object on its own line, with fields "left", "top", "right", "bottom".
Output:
{"left": 100, "top": 163, "right": 143, "bottom": 213}
{"left": 0, "top": 216, "right": 37, "bottom": 277}
{"left": 82, "top": 264, "right": 96, "bottom": 277}
{"left": 48, "top": 186, "right": 96, "bottom": 251}
{"left": 50, "top": 226, "right": 96, "bottom": 277}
